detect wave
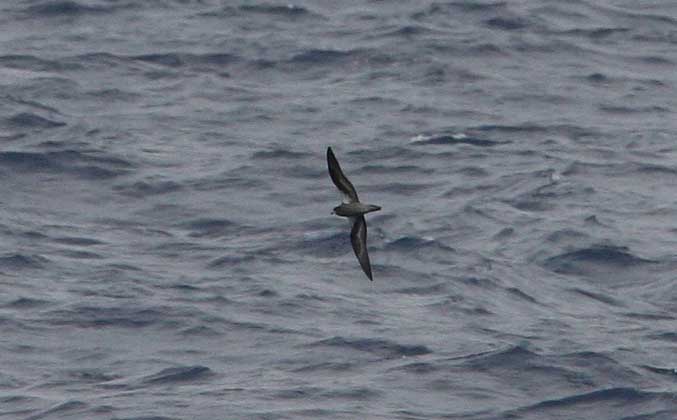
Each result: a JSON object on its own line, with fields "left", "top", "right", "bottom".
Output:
{"left": 569, "top": 287, "right": 620, "bottom": 306}
{"left": 114, "top": 179, "right": 182, "bottom": 198}
{"left": 296, "top": 231, "right": 351, "bottom": 258}
{"left": 24, "top": 400, "right": 88, "bottom": 420}
{"left": 0, "top": 150, "right": 132, "bottom": 179}
{"left": 200, "top": 3, "right": 317, "bottom": 20}
{"left": 4, "top": 112, "right": 65, "bottom": 129}
{"left": 461, "top": 344, "right": 538, "bottom": 369}
{"left": 238, "top": 4, "right": 312, "bottom": 17}
{"left": 22, "top": 1, "right": 114, "bottom": 17}
{"left": 0, "top": 253, "right": 49, "bottom": 270}
{"left": 412, "top": 133, "right": 504, "bottom": 147}
{"left": 306, "top": 336, "right": 432, "bottom": 359}
{"left": 132, "top": 52, "right": 239, "bottom": 69}
{"left": 52, "top": 236, "right": 104, "bottom": 246}
{"left": 178, "top": 218, "right": 239, "bottom": 238}
{"left": 543, "top": 244, "right": 657, "bottom": 276}
{"left": 44, "top": 305, "right": 182, "bottom": 329}
{"left": 251, "top": 149, "right": 311, "bottom": 160}
{"left": 4, "top": 297, "right": 50, "bottom": 309}
{"left": 208, "top": 254, "right": 256, "bottom": 268}
{"left": 141, "top": 366, "right": 213, "bottom": 385}
{"left": 515, "top": 387, "right": 672, "bottom": 415}
{"left": 0, "top": 54, "right": 77, "bottom": 72}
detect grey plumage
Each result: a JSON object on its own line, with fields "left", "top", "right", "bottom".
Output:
{"left": 327, "top": 147, "right": 381, "bottom": 281}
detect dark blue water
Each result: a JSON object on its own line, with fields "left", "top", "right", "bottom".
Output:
{"left": 2, "top": 1, "right": 677, "bottom": 419}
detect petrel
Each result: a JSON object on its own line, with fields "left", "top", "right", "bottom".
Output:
{"left": 327, "top": 147, "right": 381, "bottom": 281}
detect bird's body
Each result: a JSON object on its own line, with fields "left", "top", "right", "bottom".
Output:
{"left": 333, "top": 202, "right": 381, "bottom": 217}
{"left": 326, "top": 147, "right": 381, "bottom": 281}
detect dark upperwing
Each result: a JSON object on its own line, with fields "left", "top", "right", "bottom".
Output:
{"left": 327, "top": 147, "right": 359, "bottom": 203}
{"left": 350, "top": 216, "right": 373, "bottom": 281}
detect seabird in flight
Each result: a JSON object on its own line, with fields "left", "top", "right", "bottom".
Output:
{"left": 327, "top": 147, "right": 381, "bottom": 281}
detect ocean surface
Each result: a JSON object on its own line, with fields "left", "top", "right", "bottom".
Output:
{"left": 2, "top": 1, "right": 677, "bottom": 419}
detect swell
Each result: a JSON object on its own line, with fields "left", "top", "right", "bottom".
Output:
{"left": 543, "top": 244, "right": 657, "bottom": 276}
{"left": 0, "top": 150, "right": 132, "bottom": 179}
{"left": 21, "top": 1, "right": 123, "bottom": 17}
{"left": 305, "top": 336, "right": 432, "bottom": 359}
{"left": 510, "top": 387, "right": 675, "bottom": 418}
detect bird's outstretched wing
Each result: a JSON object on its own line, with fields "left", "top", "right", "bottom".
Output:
{"left": 327, "top": 147, "right": 359, "bottom": 203}
{"left": 350, "top": 216, "right": 373, "bottom": 281}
